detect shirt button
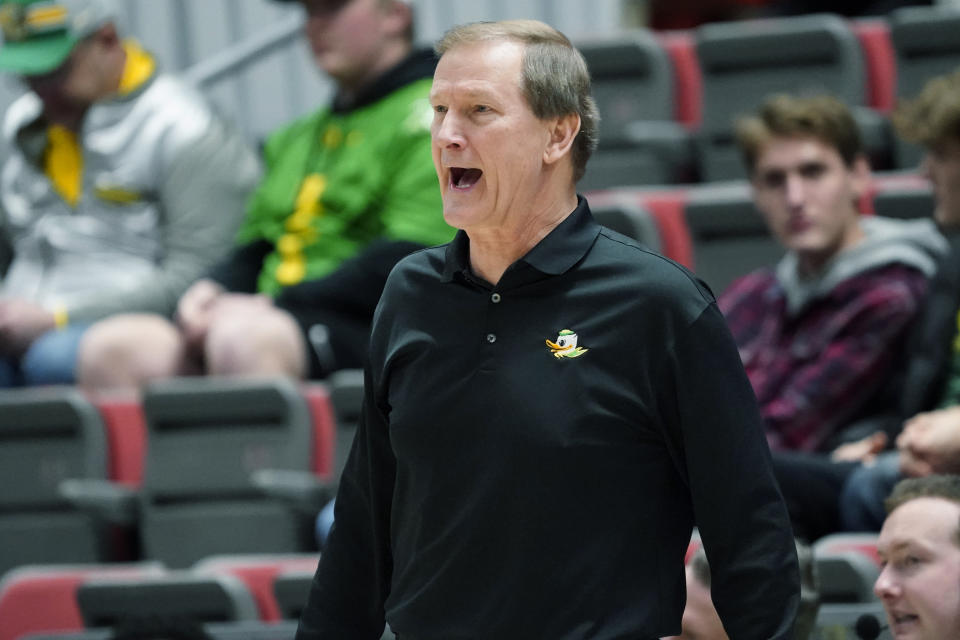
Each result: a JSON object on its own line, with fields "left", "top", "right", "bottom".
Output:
{"left": 486, "top": 333, "right": 497, "bottom": 344}
{"left": 491, "top": 293, "right": 501, "bottom": 303}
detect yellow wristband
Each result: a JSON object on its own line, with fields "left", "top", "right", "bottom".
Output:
{"left": 53, "top": 306, "right": 69, "bottom": 330}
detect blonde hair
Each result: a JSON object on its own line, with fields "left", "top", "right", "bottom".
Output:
{"left": 735, "top": 94, "right": 862, "bottom": 174}
{"left": 894, "top": 69, "right": 960, "bottom": 149}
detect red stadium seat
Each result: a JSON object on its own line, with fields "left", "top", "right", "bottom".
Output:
{"left": 92, "top": 392, "right": 147, "bottom": 488}
{"left": 194, "top": 553, "right": 320, "bottom": 622}
{"left": 656, "top": 30, "right": 702, "bottom": 129}
{"left": 814, "top": 532, "right": 881, "bottom": 567}
{"left": 586, "top": 188, "right": 693, "bottom": 268}
{"left": 301, "top": 384, "right": 336, "bottom": 481}
{"left": 851, "top": 19, "right": 897, "bottom": 114}
{"left": 0, "top": 563, "right": 164, "bottom": 640}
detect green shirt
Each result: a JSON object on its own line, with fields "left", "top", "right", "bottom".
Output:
{"left": 237, "top": 76, "right": 451, "bottom": 296}
{"left": 938, "top": 309, "right": 960, "bottom": 408}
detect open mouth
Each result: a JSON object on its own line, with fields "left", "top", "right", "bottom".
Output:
{"left": 450, "top": 167, "right": 483, "bottom": 190}
{"left": 890, "top": 612, "right": 919, "bottom": 633}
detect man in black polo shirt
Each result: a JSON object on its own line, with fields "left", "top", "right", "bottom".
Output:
{"left": 296, "top": 19, "right": 799, "bottom": 640}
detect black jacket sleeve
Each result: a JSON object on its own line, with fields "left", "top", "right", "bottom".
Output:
{"left": 206, "top": 239, "right": 273, "bottom": 294}
{"left": 276, "top": 239, "right": 425, "bottom": 314}
{"left": 295, "top": 364, "right": 395, "bottom": 639}
{"left": 663, "top": 302, "right": 801, "bottom": 639}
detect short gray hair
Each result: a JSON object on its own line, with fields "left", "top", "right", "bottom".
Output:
{"left": 435, "top": 19, "right": 599, "bottom": 183}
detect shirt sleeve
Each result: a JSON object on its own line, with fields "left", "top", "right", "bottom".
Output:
{"left": 663, "top": 301, "right": 800, "bottom": 639}
{"left": 206, "top": 239, "right": 274, "bottom": 294}
{"left": 66, "top": 119, "right": 262, "bottom": 320}
{"left": 295, "top": 365, "right": 395, "bottom": 640}
{"left": 761, "top": 277, "right": 926, "bottom": 452}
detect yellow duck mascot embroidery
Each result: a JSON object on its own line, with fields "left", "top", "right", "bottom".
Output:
{"left": 546, "top": 329, "right": 588, "bottom": 359}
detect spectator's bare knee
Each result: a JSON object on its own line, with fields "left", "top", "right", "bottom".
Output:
{"left": 205, "top": 307, "right": 306, "bottom": 379}
{"left": 78, "top": 314, "right": 185, "bottom": 393}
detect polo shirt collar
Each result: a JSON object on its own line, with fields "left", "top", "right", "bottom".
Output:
{"left": 441, "top": 195, "right": 600, "bottom": 283}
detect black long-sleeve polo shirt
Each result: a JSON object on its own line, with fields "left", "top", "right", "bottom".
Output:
{"left": 296, "top": 197, "right": 799, "bottom": 640}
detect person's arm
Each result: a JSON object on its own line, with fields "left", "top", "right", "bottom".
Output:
{"left": 276, "top": 239, "right": 425, "bottom": 313}
{"left": 897, "top": 405, "right": 960, "bottom": 476}
{"left": 663, "top": 301, "right": 800, "bottom": 639}
{"left": 66, "top": 120, "right": 261, "bottom": 320}
{"left": 295, "top": 363, "right": 395, "bottom": 639}
{"left": 760, "top": 277, "right": 926, "bottom": 452}
{"left": 205, "top": 239, "right": 274, "bottom": 294}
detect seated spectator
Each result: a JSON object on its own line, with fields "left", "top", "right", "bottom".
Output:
{"left": 0, "top": 0, "right": 259, "bottom": 386}
{"left": 77, "top": 0, "right": 453, "bottom": 390}
{"left": 719, "top": 94, "right": 945, "bottom": 453}
{"left": 771, "top": 71, "right": 960, "bottom": 537}
{"left": 874, "top": 475, "right": 960, "bottom": 640}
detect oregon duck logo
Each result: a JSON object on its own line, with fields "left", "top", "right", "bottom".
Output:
{"left": 546, "top": 329, "right": 588, "bottom": 359}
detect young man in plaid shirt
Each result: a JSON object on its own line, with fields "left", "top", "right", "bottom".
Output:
{"left": 719, "top": 94, "right": 945, "bottom": 454}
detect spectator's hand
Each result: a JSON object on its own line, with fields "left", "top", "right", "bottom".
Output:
{"left": 176, "top": 279, "right": 225, "bottom": 349}
{"left": 831, "top": 431, "right": 888, "bottom": 463}
{"left": 0, "top": 298, "right": 55, "bottom": 357}
{"left": 896, "top": 406, "right": 960, "bottom": 477}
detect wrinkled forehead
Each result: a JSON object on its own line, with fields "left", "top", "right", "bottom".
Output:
{"left": 431, "top": 40, "right": 524, "bottom": 98}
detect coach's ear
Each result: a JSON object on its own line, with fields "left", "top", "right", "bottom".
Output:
{"left": 543, "top": 112, "right": 580, "bottom": 167}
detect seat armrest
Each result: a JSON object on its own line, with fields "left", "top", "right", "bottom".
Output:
{"left": 58, "top": 478, "right": 139, "bottom": 525}
{"left": 250, "top": 469, "right": 336, "bottom": 513}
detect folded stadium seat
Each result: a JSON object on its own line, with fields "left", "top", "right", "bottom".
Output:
{"left": 134, "top": 377, "right": 335, "bottom": 568}
{"left": 636, "top": 189, "right": 694, "bottom": 268}
{"left": 815, "top": 550, "right": 881, "bottom": 604}
{"left": 0, "top": 387, "right": 114, "bottom": 577}
{"left": 576, "top": 31, "right": 695, "bottom": 190}
{"left": 850, "top": 18, "right": 897, "bottom": 114}
{"left": 890, "top": 6, "right": 960, "bottom": 169}
{"left": 869, "top": 173, "right": 934, "bottom": 220}
{"left": 0, "top": 562, "right": 164, "bottom": 640}
{"left": 90, "top": 391, "right": 147, "bottom": 488}
{"left": 813, "top": 532, "right": 881, "bottom": 567}
{"left": 655, "top": 31, "right": 702, "bottom": 131}
{"left": 76, "top": 571, "right": 260, "bottom": 627}
{"left": 585, "top": 187, "right": 694, "bottom": 267}
{"left": 193, "top": 553, "right": 320, "bottom": 622}
{"left": 695, "top": 14, "right": 889, "bottom": 182}
{"left": 271, "top": 570, "right": 315, "bottom": 622}
{"left": 682, "top": 182, "right": 784, "bottom": 295}
{"left": 326, "top": 368, "right": 364, "bottom": 477}
{"left": 590, "top": 199, "right": 663, "bottom": 252}
{"left": 300, "top": 383, "right": 336, "bottom": 481}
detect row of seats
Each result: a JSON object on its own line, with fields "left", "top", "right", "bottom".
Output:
{"left": 587, "top": 171, "right": 933, "bottom": 293}
{"left": 0, "top": 532, "right": 885, "bottom": 640}
{"left": 0, "top": 555, "right": 319, "bottom": 640}
{"left": 0, "top": 377, "right": 356, "bottom": 580}
{"left": 578, "top": 6, "right": 960, "bottom": 189}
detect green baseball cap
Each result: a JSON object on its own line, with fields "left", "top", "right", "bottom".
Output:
{"left": 0, "top": 0, "right": 115, "bottom": 76}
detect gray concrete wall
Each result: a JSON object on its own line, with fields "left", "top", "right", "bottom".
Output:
{"left": 0, "top": 0, "right": 628, "bottom": 144}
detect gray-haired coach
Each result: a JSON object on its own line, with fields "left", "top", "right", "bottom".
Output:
{"left": 296, "top": 19, "right": 800, "bottom": 640}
